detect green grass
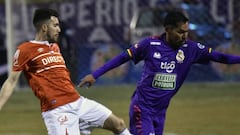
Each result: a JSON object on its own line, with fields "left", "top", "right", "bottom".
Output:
{"left": 0, "top": 83, "right": 240, "bottom": 135}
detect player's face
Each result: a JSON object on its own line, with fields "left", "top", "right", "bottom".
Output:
{"left": 46, "top": 16, "right": 61, "bottom": 43}
{"left": 166, "top": 22, "right": 189, "bottom": 49}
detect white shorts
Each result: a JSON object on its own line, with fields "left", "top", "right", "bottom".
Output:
{"left": 42, "top": 96, "right": 112, "bottom": 135}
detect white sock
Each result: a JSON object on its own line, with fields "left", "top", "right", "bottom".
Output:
{"left": 115, "top": 128, "right": 132, "bottom": 135}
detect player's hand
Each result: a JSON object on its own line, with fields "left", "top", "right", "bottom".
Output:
{"left": 78, "top": 74, "right": 96, "bottom": 88}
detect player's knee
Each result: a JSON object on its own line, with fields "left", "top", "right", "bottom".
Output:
{"left": 114, "top": 118, "right": 126, "bottom": 133}
{"left": 103, "top": 114, "right": 127, "bottom": 133}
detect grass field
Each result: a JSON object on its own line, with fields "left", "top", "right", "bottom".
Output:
{"left": 0, "top": 82, "right": 240, "bottom": 135}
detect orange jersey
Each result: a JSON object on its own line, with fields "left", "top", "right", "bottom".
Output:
{"left": 13, "top": 41, "right": 80, "bottom": 112}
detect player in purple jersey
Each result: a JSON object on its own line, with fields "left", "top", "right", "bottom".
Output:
{"left": 79, "top": 10, "right": 240, "bottom": 135}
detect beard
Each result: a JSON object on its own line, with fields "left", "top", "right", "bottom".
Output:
{"left": 168, "top": 40, "right": 181, "bottom": 50}
{"left": 172, "top": 39, "right": 186, "bottom": 50}
{"left": 47, "top": 32, "right": 58, "bottom": 43}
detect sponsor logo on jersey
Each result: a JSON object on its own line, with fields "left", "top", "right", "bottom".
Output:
{"left": 183, "top": 44, "right": 188, "bottom": 47}
{"left": 197, "top": 43, "right": 205, "bottom": 49}
{"left": 58, "top": 115, "right": 68, "bottom": 125}
{"left": 160, "top": 61, "right": 175, "bottom": 73}
{"left": 134, "top": 43, "right": 138, "bottom": 48}
{"left": 150, "top": 41, "right": 161, "bottom": 45}
{"left": 13, "top": 49, "right": 20, "bottom": 66}
{"left": 152, "top": 73, "right": 177, "bottom": 90}
{"left": 41, "top": 56, "right": 64, "bottom": 65}
{"left": 37, "top": 48, "right": 44, "bottom": 53}
{"left": 51, "top": 99, "right": 57, "bottom": 105}
{"left": 153, "top": 52, "right": 161, "bottom": 59}
{"left": 176, "top": 49, "right": 185, "bottom": 63}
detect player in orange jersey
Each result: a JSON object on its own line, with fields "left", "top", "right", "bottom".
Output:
{"left": 0, "top": 8, "right": 131, "bottom": 135}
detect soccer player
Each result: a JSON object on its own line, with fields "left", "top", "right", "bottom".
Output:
{"left": 79, "top": 10, "right": 240, "bottom": 135}
{"left": 0, "top": 8, "right": 131, "bottom": 135}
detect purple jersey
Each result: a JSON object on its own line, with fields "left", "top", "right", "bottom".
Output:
{"left": 91, "top": 33, "right": 240, "bottom": 135}
{"left": 127, "top": 34, "right": 211, "bottom": 113}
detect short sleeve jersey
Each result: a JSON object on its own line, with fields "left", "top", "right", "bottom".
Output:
{"left": 127, "top": 34, "right": 212, "bottom": 112}
{"left": 13, "top": 41, "right": 80, "bottom": 112}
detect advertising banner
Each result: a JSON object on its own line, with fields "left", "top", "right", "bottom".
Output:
{"left": 0, "top": 0, "right": 238, "bottom": 85}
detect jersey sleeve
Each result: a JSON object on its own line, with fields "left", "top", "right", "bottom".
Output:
{"left": 12, "top": 45, "right": 31, "bottom": 71}
{"left": 127, "top": 38, "right": 150, "bottom": 64}
{"left": 190, "top": 41, "right": 212, "bottom": 64}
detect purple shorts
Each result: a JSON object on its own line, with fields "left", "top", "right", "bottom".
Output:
{"left": 129, "top": 101, "right": 166, "bottom": 135}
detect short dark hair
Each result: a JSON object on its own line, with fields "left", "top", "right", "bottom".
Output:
{"left": 33, "top": 8, "right": 59, "bottom": 30}
{"left": 163, "top": 10, "right": 189, "bottom": 28}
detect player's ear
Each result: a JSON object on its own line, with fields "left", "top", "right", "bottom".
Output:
{"left": 42, "top": 24, "right": 48, "bottom": 32}
{"left": 165, "top": 25, "right": 172, "bottom": 32}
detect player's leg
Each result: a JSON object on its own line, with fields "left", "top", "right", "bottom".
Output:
{"left": 153, "top": 114, "right": 166, "bottom": 135}
{"left": 42, "top": 101, "right": 80, "bottom": 135}
{"left": 77, "top": 96, "right": 131, "bottom": 135}
{"left": 129, "top": 102, "right": 155, "bottom": 135}
{"left": 103, "top": 113, "right": 131, "bottom": 135}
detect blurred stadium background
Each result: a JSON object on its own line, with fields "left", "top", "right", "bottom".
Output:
{"left": 1, "top": 0, "right": 240, "bottom": 86}
{"left": 0, "top": 0, "right": 240, "bottom": 135}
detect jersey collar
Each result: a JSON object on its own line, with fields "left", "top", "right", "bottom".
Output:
{"left": 30, "top": 40, "right": 51, "bottom": 46}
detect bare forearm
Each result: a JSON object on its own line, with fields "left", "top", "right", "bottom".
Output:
{"left": 0, "top": 79, "right": 17, "bottom": 110}
{"left": 0, "top": 71, "right": 21, "bottom": 110}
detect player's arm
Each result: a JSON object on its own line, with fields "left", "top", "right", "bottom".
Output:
{"left": 0, "top": 71, "right": 21, "bottom": 110}
{"left": 208, "top": 50, "right": 240, "bottom": 64}
{"left": 78, "top": 51, "right": 131, "bottom": 88}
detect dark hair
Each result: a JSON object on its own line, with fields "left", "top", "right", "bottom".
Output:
{"left": 33, "top": 8, "right": 59, "bottom": 30}
{"left": 163, "top": 10, "right": 189, "bottom": 28}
